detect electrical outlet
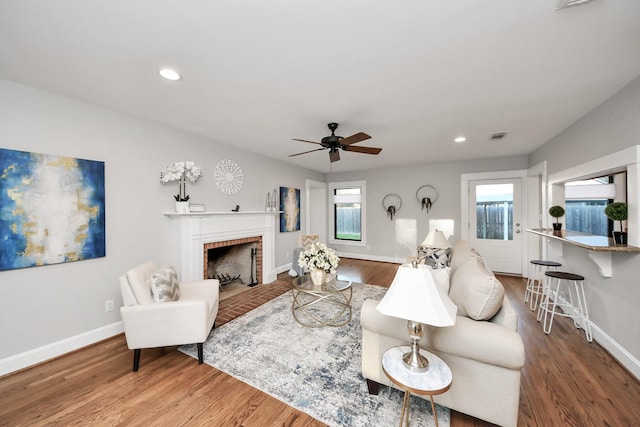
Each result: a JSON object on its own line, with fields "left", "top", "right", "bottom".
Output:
{"left": 105, "top": 299, "right": 114, "bottom": 312}
{"left": 286, "top": 251, "right": 290, "bottom": 259}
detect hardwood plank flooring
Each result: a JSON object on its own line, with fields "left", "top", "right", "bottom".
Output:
{"left": 1, "top": 258, "right": 639, "bottom": 426}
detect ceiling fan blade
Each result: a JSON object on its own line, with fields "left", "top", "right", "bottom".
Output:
{"left": 288, "top": 148, "right": 326, "bottom": 157}
{"left": 343, "top": 145, "right": 382, "bottom": 155}
{"left": 340, "top": 132, "right": 371, "bottom": 146}
{"left": 330, "top": 150, "right": 340, "bottom": 162}
{"left": 292, "top": 138, "right": 322, "bottom": 145}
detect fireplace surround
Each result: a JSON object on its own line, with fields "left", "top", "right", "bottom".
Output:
{"left": 165, "top": 211, "right": 278, "bottom": 284}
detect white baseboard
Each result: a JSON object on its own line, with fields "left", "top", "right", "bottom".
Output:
{"left": 550, "top": 294, "right": 640, "bottom": 380}
{"left": 590, "top": 322, "right": 640, "bottom": 380}
{"left": 0, "top": 321, "right": 124, "bottom": 377}
{"left": 275, "top": 262, "right": 293, "bottom": 275}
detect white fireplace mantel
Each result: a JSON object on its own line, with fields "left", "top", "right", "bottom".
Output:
{"left": 164, "top": 211, "right": 279, "bottom": 283}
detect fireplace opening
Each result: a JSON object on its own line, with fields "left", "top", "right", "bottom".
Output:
{"left": 203, "top": 237, "right": 263, "bottom": 289}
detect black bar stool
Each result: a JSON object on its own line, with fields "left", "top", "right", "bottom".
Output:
{"left": 524, "top": 260, "right": 561, "bottom": 311}
{"left": 538, "top": 271, "right": 593, "bottom": 342}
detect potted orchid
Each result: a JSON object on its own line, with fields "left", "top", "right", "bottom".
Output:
{"left": 160, "top": 161, "right": 202, "bottom": 212}
{"left": 298, "top": 242, "right": 340, "bottom": 286}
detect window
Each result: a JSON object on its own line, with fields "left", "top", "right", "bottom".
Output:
{"left": 329, "top": 181, "right": 366, "bottom": 246}
{"left": 565, "top": 199, "right": 609, "bottom": 236}
{"left": 564, "top": 175, "right": 618, "bottom": 236}
{"left": 475, "top": 183, "right": 513, "bottom": 240}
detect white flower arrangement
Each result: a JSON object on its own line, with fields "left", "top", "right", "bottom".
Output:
{"left": 298, "top": 242, "right": 340, "bottom": 274}
{"left": 160, "top": 161, "right": 202, "bottom": 201}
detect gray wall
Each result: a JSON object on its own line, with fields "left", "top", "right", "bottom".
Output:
{"left": 0, "top": 79, "right": 323, "bottom": 360}
{"left": 328, "top": 156, "right": 529, "bottom": 261}
{"left": 529, "top": 76, "right": 640, "bottom": 367}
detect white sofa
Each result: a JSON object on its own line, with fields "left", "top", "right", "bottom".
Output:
{"left": 119, "top": 261, "right": 220, "bottom": 371}
{"left": 361, "top": 241, "right": 525, "bottom": 427}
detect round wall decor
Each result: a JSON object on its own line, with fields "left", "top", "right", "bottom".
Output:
{"left": 214, "top": 159, "right": 244, "bottom": 194}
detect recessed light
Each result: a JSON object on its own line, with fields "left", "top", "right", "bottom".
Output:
{"left": 158, "top": 68, "right": 182, "bottom": 81}
{"left": 454, "top": 136, "right": 467, "bottom": 143}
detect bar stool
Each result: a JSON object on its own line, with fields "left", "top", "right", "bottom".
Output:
{"left": 538, "top": 271, "right": 593, "bottom": 342}
{"left": 524, "top": 260, "right": 561, "bottom": 311}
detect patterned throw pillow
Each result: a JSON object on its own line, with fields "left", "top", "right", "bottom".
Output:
{"left": 149, "top": 265, "right": 180, "bottom": 303}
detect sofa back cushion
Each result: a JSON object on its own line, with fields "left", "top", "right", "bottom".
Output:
{"left": 449, "top": 256, "right": 505, "bottom": 320}
{"left": 150, "top": 265, "right": 181, "bottom": 302}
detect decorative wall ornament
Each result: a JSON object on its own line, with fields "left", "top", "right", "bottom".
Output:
{"left": 416, "top": 185, "right": 438, "bottom": 213}
{"left": 279, "top": 186, "right": 300, "bottom": 232}
{"left": 0, "top": 148, "right": 105, "bottom": 271}
{"left": 382, "top": 194, "right": 402, "bottom": 220}
{"left": 214, "top": 159, "right": 243, "bottom": 194}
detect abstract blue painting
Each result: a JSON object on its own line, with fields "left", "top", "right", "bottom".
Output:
{"left": 279, "top": 186, "right": 300, "bottom": 232}
{"left": 0, "top": 148, "right": 105, "bottom": 271}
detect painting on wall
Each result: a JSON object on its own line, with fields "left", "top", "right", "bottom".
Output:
{"left": 279, "top": 186, "right": 300, "bottom": 232}
{"left": 0, "top": 148, "right": 106, "bottom": 271}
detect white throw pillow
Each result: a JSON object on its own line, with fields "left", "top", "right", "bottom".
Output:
{"left": 149, "top": 265, "right": 180, "bottom": 303}
{"left": 449, "top": 240, "right": 475, "bottom": 274}
{"left": 449, "top": 257, "right": 504, "bottom": 320}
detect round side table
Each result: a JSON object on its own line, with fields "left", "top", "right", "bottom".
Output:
{"left": 382, "top": 346, "right": 452, "bottom": 427}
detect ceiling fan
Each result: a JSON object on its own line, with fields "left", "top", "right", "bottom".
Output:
{"left": 289, "top": 122, "right": 382, "bottom": 163}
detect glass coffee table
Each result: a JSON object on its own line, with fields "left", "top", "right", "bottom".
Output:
{"left": 291, "top": 274, "right": 353, "bottom": 327}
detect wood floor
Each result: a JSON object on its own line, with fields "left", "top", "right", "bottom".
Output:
{"left": 1, "top": 258, "right": 639, "bottom": 426}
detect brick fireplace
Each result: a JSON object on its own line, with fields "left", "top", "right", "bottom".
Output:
{"left": 165, "top": 211, "right": 278, "bottom": 283}
{"left": 203, "top": 236, "right": 262, "bottom": 286}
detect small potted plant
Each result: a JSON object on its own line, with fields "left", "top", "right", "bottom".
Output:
{"left": 604, "top": 202, "right": 628, "bottom": 245}
{"left": 548, "top": 205, "right": 565, "bottom": 232}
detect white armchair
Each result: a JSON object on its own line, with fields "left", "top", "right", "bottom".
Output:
{"left": 119, "top": 261, "right": 220, "bottom": 371}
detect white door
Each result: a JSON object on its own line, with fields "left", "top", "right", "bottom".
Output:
{"left": 469, "top": 178, "right": 523, "bottom": 274}
{"left": 305, "top": 180, "right": 327, "bottom": 242}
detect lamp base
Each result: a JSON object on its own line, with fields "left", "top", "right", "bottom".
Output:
{"left": 402, "top": 321, "right": 430, "bottom": 372}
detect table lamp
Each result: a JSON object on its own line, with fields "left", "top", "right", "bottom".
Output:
{"left": 377, "top": 264, "right": 457, "bottom": 372}
{"left": 419, "top": 230, "right": 451, "bottom": 269}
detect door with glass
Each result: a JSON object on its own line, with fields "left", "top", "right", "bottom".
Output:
{"left": 469, "top": 179, "right": 522, "bottom": 275}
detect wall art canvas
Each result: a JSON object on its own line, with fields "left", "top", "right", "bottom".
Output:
{"left": 279, "top": 186, "right": 300, "bottom": 232}
{"left": 0, "top": 148, "right": 106, "bottom": 271}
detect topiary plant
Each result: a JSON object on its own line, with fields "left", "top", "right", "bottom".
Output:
{"left": 548, "top": 206, "right": 565, "bottom": 223}
{"left": 548, "top": 205, "right": 565, "bottom": 231}
{"left": 604, "top": 202, "right": 628, "bottom": 232}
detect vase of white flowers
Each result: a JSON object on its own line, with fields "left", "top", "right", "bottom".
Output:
{"left": 298, "top": 242, "right": 339, "bottom": 286}
{"left": 160, "top": 161, "right": 202, "bottom": 212}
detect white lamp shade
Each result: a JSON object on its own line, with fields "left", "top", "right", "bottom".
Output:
{"left": 420, "top": 230, "right": 451, "bottom": 249}
{"left": 376, "top": 264, "right": 457, "bottom": 326}
{"left": 428, "top": 219, "right": 454, "bottom": 239}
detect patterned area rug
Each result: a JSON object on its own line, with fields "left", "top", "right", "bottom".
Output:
{"left": 179, "top": 282, "right": 450, "bottom": 427}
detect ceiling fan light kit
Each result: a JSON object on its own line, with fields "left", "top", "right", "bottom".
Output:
{"left": 290, "top": 122, "right": 382, "bottom": 163}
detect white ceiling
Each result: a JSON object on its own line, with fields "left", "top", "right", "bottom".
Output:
{"left": 1, "top": 1, "right": 640, "bottom": 173}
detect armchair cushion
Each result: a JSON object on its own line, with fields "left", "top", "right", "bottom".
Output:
{"left": 150, "top": 265, "right": 180, "bottom": 302}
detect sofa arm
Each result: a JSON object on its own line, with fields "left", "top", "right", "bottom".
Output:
{"left": 361, "top": 299, "right": 525, "bottom": 370}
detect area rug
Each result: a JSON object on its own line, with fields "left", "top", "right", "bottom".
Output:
{"left": 179, "top": 282, "right": 450, "bottom": 427}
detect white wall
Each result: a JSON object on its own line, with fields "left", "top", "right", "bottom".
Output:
{"left": 529, "top": 76, "right": 640, "bottom": 377}
{"left": 0, "top": 80, "right": 324, "bottom": 367}
{"left": 328, "top": 156, "right": 529, "bottom": 262}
